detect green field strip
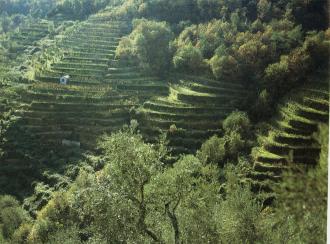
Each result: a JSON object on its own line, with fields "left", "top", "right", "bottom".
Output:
{"left": 29, "top": 82, "right": 113, "bottom": 93}
{"left": 19, "top": 114, "right": 128, "bottom": 127}
{"left": 302, "top": 88, "right": 330, "bottom": 98}
{"left": 303, "top": 97, "right": 329, "bottom": 112}
{"left": 141, "top": 108, "right": 227, "bottom": 121}
{"left": 253, "top": 161, "right": 288, "bottom": 175}
{"left": 176, "top": 74, "right": 244, "bottom": 89}
{"left": 143, "top": 100, "right": 232, "bottom": 114}
{"left": 263, "top": 143, "right": 320, "bottom": 159}
{"left": 22, "top": 92, "right": 130, "bottom": 104}
{"left": 140, "top": 117, "right": 221, "bottom": 130}
{"left": 38, "top": 71, "right": 104, "bottom": 81}
{"left": 57, "top": 45, "right": 117, "bottom": 54}
{"left": 50, "top": 66, "right": 107, "bottom": 76}
{"left": 61, "top": 40, "right": 119, "bottom": 48}
{"left": 105, "top": 72, "right": 146, "bottom": 79}
{"left": 294, "top": 103, "right": 329, "bottom": 122}
{"left": 37, "top": 75, "right": 102, "bottom": 85}
{"left": 62, "top": 56, "right": 109, "bottom": 64}
{"left": 28, "top": 102, "right": 132, "bottom": 111}
{"left": 108, "top": 66, "right": 140, "bottom": 73}
{"left": 270, "top": 130, "right": 315, "bottom": 147}
{"left": 62, "top": 36, "right": 120, "bottom": 45}
{"left": 116, "top": 83, "right": 169, "bottom": 92}
{"left": 65, "top": 34, "right": 122, "bottom": 41}
{"left": 63, "top": 51, "right": 114, "bottom": 58}
{"left": 170, "top": 85, "right": 239, "bottom": 104}
{"left": 59, "top": 40, "right": 119, "bottom": 49}
{"left": 138, "top": 125, "right": 220, "bottom": 140}
{"left": 76, "top": 26, "right": 129, "bottom": 34}
{"left": 255, "top": 148, "right": 287, "bottom": 164}
{"left": 18, "top": 109, "right": 129, "bottom": 120}
{"left": 178, "top": 79, "right": 246, "bottom": 94}
{"left": 279, "top": 108, "right": 319, "bottom": 131}
{"left": 52, "top": 62, "right": 108, "bottom": 70}
{"left": 21, "top": 116, "right": 129, "bottom": 127}
{"left": 74, "top": 30, "right": 125, "bottom": 38}
{"left": 21, "top": 124, "right": 124, "bottom": 135}
{"left": 105, "top": 76, "right": 161, "bottom": 84}
{"left": 275, "top": 120, "right": 313, "bottom": 136}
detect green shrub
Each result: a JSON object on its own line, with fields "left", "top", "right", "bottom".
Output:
{"left": 199, "top": 111, "right": 252, "bottom": 165}
{"left": 11, "top": 223, "right": 33, "bottom": 244}
{"left": 197, "top": 135, "right": 225, "bottom": 165}
{"left": 214, "top": 165, "right": 262, "bottom": 243}
{"left": 116, "top": 18, "right": 174, "bottom": 75}
{"left": 173, "top": 43, "right": 206, "bottom": 73}
{"left": 0, "top": 195, "right": 28, "bottom": 240}
{"left": 261, "top": 164, "right": 328, "bottom": 243}
{"left": 209, "top": 54, "right": 239, "bottom": 81}
{"left": 223, "top": 110, "right": 251, "bottom": 136}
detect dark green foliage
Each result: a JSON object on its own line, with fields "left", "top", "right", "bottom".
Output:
{"left": 0, "top": 0, "right": 56, "bottom": 18}
{"left": 215, "top": 184, "right": 262, "bottom": 243}
{"left": 116, "top": 18, "right": 174, "bottom": 75}
{"left": 24, "top": 129, "right": 222, "bottom": 243}
{"left": 223, "top": 110, "right": 251, "bottom": 136}
{"left": 0, "top": 1, "right": 328, "bottom": 243}
{"left": 197, "top": 135, "right": 226, "bottom": 165}
{"left": 49, "top": 0, "right": 113, "bottom": 20}
{"left": 173, "top": 43, "right": 206, "bottom": 73}
{"left": 198, "top": 111, "right": 252, "bottom": 166}
{"left": 0, "top": 195, "right": 29, "bottom": 240}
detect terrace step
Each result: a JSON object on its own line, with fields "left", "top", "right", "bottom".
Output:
{"left": 21, "top": 116, "right": 129, "bottom": 127}
{"left": 22, "top": 92, "right": 129, "bottom": 103}
{"left": 62, "top": 56, "right": 109, "bottom": 64}
{"left": 253, "top": 161, "right": 287, "bottom": 175}
{"left": 28, "top": 102, "right": 133, "bottom": 111}
{"left": 178, "top": 80, "right": 246, "bottom": 95}
{"left": 170, "top": 85, "right": 239, "bottom": 105}
{"left": 140, "top": 118, "right": 221, "bottom": 130}
{"left": 175, "top": 74, "right": 244, "bottom": 90}
{"left": 140, "top": 109, "right": 227, "bottom": 121}
{"left": 144, "top": 99, "right": 232, "bottom": 114}
{"left": 52, "top": 62, "right": 108, "bottom": 70}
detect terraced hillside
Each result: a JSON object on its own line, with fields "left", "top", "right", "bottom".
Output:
{"left": 11, "top": 20, "right": 50, "bottom": 47}
{"left": 0, "top": 19, "right": 54, "bottom": 77}
{"left": 0, "top": 15, "right": 137, "bottom": 195}
{"left": 18, "top": 11, "right": 170, "bottom": 154}
{"left": 250, "top": 79, "right": 329, "bottom": 197}
{"left": 136, "top": 74, "right": 247, "bottom": 155}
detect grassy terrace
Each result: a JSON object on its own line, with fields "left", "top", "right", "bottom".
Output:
{"left": 136, "top": 75, "right": 246, "bottom": 155}
{"left": 251, "top": 81, "right": 329, "bottom": 194}
{"left": 9, "top": 20, "right": 52, "bottom": 50}
{"left": 20, "top": 12, "right": 172, "bottom": 159}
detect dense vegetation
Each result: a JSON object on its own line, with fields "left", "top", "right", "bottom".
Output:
{"left": 0, "top": 0, "right": 328, "bottom": 243}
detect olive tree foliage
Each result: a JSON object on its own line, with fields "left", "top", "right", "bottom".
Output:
{"left": 0, "top": 195, "right": 30, "bottom": 242}
{"left": 198, "top": 110, "right": 252, "bottom": 166}
{"left": 26, "top": 129, "right": 221, "bottom": 243}
{"left": 9, "top": 127, "right": 327, "bottom": 243}
{"left": 264, "top": 30, "right": 329, "bottom": 99}
{"left": 173, "top": 43, "right": 206, "bottom": 73}
{"left": 116, "top": 19, "right": 174, "bottom": 75}
{"left": 48, "top": 0, "right": 115, "bottom": 20}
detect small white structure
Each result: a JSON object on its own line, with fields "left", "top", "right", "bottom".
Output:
{"left": 62, "top": 139, "right": 80, "bottom": 148}
{"left": 60, "top": 75, "right": 70, "bottom": 85}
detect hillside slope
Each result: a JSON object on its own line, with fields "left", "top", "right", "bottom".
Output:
{"left": 249, "top": 77, "right": 329, "bottom": 199}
